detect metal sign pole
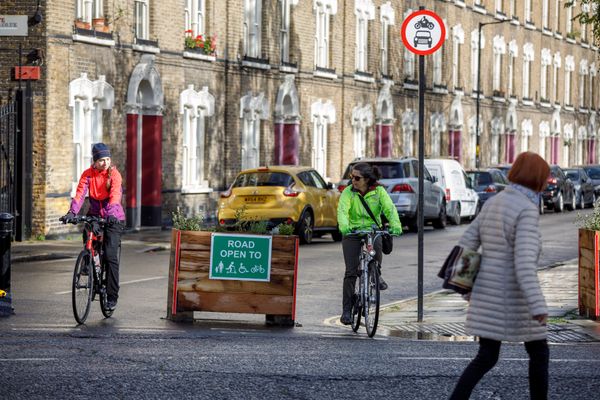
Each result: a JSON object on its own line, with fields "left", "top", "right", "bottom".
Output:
{"left": 417, "top": 53, "right": 425, "bottom": 322}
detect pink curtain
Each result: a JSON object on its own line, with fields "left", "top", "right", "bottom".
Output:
{"left": 550, "top": 136, "right": 560, "bottom": 164}
{"left": 588, "top": 139, "right": 596, "bottom": 164}
{"left": 505, "top": 132, "right": 516, "bottom": 163}
{"left": 274, "top": 123, "right": 299, "bottom": 165}
{"left": 375, "top": 124, "right": 393, "bottom": 157}
{"left": 448, "top": 130, "right": 462, "bottom": 162}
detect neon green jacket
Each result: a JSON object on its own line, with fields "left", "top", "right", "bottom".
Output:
{"left": 337, "top": 185, "right": 402, "bottom": 236}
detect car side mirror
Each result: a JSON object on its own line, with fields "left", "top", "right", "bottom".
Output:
{"left": 431, "top": 176, "right": 437, "bottom": 183}
{"left": 326, "top": 182, "right": 333, "bottom": 190}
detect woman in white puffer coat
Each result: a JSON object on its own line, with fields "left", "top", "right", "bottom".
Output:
{"left": 449, "top": 152, "right": 550, "bottom": 400}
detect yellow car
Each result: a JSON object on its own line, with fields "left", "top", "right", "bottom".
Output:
{"left": 218, "top": 166, "right": 341, "bottom": 244}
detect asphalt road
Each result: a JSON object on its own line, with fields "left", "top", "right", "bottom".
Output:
{"left": 0, "top": 208, "right": 596, "bottom": 399}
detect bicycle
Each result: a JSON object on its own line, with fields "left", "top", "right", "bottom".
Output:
{"left": 59, "top": 215, "right": 117, "bottom": 324}
{"left": 347, "top": 226, "right": 390, "bottom": 337}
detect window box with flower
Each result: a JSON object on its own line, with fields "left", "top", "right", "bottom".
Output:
{"left": 183, "top": 30, "right": 217, "bottom": 62}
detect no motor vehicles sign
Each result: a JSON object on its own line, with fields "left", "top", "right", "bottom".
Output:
{"left": 401, "top": 10, "right": 446, "bottom": 56}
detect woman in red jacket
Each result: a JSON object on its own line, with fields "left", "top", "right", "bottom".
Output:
{"left": 62, "top": 143, "right": 125, "bottom": 311}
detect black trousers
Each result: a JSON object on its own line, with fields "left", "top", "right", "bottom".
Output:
{"left": 449, "top": 337, "right": 549, "bottom": 400}
{"left": 341, "top": 235, "right": 382, "bottom": 313}
{"left": 84, "top": 221, "right": 123, "bottom": 301}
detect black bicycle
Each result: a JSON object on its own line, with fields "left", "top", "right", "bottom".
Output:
{"left": 60, "top": 215, "right": 115, "bottom": 324}
{"left": 347, "top": 227, "right": 389, "bottom": 337}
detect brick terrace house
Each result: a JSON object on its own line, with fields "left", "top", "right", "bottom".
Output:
{"left": 0, "top": 0, "right": 598, "bottom": 238}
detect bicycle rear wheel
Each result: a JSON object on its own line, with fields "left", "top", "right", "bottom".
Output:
{"left": 350, "top": 274, "right": 362, "bottom": 332}
{"left": 72, "top": 250, "right": 94, "bottom": 324}
{"left": 364, "top": 261, "right": 380, "bottom": 338}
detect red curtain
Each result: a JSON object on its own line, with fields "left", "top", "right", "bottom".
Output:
{"left": 448, "top": 130, "right": 462, "bottom": 162}
{"left": 375, "top": 124, "right": 393, "bottom": 157}
{"left": 274, "top": 123, "right": 299, "bottom": 165}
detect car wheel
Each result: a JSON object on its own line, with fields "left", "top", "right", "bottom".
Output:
{"left": 539, "top": 197, "right": 545, "bottom": 215}
{"left": 297, "top": 211, "right": 314, "bottom": 244}
{"left": 331, "top": 229, "right": 343, "bottom": 242}
{"left": 578, "top": 192, "right": 585, "bottom": 209}
{"left": 591, "top": 193, "right": 597, "bottom": 208}
{"left": 450, "top": 204, "right": 461, "bottom": 225}
{"left": 432, "top": 202, "right": 447, "bottom": 229}
{"left": 554, "top": 192, "right": 564, "bottom": 213}
{"left": 566, "top": 191, "right": 576, "bottom": 211}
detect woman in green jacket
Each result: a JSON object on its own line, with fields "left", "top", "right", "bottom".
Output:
{"left": 337, "top": 162, "right": 402, "bottom": 325}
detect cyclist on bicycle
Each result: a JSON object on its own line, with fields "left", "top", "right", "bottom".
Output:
{"left": 61, "top": 143, "right": 125, "bottom": 311}
{"left": 337, "top": 162, "right": 402, "bottom": 325}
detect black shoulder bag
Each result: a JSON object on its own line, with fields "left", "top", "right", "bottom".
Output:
{"left": 356, "top": 195, "right": 393, "bottom": 255}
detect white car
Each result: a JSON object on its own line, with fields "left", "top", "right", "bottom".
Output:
{"left": 424, "top": 159, "right": 479, "bottom": 225}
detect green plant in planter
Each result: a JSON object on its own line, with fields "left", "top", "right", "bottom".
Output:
{"left": 172, "top": 208, "right": 203, "bottom": 231}
{"left": 272, "top": 222, "right": 295, "bottom": 235}
{"left": 576, "top": 202, "right": 600, "bottom": 231}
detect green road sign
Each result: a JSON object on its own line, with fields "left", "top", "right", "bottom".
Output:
{"left": 209, "top": 233, "right": 272, "bottom": 282}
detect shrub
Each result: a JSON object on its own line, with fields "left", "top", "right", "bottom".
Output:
{"left": 172, "top": 208, "right": 203, "bottom": 231}
{"left": 576, "top": 201, "right": 600, "bottom": 231}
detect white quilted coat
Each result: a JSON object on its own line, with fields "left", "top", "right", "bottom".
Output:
{"left": 458, "top": 186, "right": 547, "bottom": 342}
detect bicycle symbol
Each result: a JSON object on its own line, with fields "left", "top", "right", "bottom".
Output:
{"left": 251, "top": 265, "right": 265, "bottom": 274}
{"left": 414, "top": 16, "right": 435, "bottom": 30}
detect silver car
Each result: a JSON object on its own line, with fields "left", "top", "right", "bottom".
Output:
{"left": 337, "top": 158, "right": 447, "bottom": 231}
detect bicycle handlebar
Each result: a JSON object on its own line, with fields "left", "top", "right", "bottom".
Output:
{"left": 59, "top": 215, "right": 107, "bottom": 225}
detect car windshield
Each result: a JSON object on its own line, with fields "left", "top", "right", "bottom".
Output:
{"left": 343, "top": 162, "right": 406, "bottom": 180}
{"left": 585, "top": 167, "right": 600, "bottom": 179}
{"left": 565, "top": 171, "right": 580, "bottom": 181}
{"left": 233, "top": 172, "right": 294, "bottom": 187}
{"left": 467, "top": 172, "right": 492, "bottom": 186}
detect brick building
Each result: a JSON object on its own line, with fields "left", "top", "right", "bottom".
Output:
{"left": 0, "top": 0, "right": 598, "bottom": 237}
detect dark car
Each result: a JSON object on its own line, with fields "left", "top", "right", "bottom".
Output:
{"left": 542, "top": 165, "right": 576, "bottom": 212}
{"left": 564, "top": 168, "right": 596, "bottom": 208}
{"left": 466, "top": 168, "right": 509, "bottom": 206}
{"left": 576, "top": 164, "right": 600, "bottom": 196}
{"left": 490, "top": 164, "right": 512, "bottom": 178}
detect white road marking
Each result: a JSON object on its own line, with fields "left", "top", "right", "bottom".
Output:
{"left": 54, "top": 276, "right": 166, "bottom": 295}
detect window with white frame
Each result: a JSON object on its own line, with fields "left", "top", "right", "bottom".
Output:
{"left": 507, "top": 40, "right": 518, "bottom": 97}
{"left": 495, "top": 0, "right": 504, "bottom": 14}
{"left": 577, "top": 126, "right": 586, "bottom": 165}
{"left": 351, "top": 104, "right": 373, "bottom": 159}
{"left": 524, "top": 0, "right": 532, "bottom": 23}
{"left": 402, "top": 110, "right": 417, "bottom": 156}
{"left": 540, "top": 49, "right": 552, "bottom": 101}
{"left": 471, "top": 30, "right": 485, "bottom": 93}
{"left": 380, "top": 2, "right": 394, "bottom": 77}
{"left": 468, "top": 115, "right": 481, "bottom": 167}
{"left": 452, "top": 25, "right": 465, "bottom": 90}
{"left": 539, "top": 121, "right": 550, "bottom": 159}
{"left": 433, "top": 45, "right": 443, "bottom": 86}
{"left": 522, "top": 43, "right": 534, "bottom": 99}
{"left": 280, "top": 0, "right": 298, "bottom": 63}
{"left": 580, "top": 59, "right": 589, "bottom": 108}
{"left": 542, "top": 0, "right": 549, "bottom": 28}
{"left": 311, "top": 99, "right": 336, "bottom": 177}
{"left": 244, "top": 0, "right": 262, "bottom": 58}
{"left": 314, "top": 0, "right": 337, "bottom": 69}
{"left": 69, "top": 74, "right": 114, "bottom": 194}
{"left": 185, "top": 0, "right": 205, "bottom": 37}
{"left": 179, "top": 85, "right": 214, "bottom": 192}
{"left": 490, "top": 118, "right": 504, "bottom": 165}
{"left": 591, "top": 64, "right": 597, "bottom": 109}
{"left": 566, "top": 2, "right": 574, "bottom": 35}
{"left": 565, "top": 55, "right": 575, "bottom": 105}
{"left": 521, "top": 119, "right": 532, "bottom": 153}
{"left": 509, "top": 0, "right": 516, "bottom": 17}
{"left": 404, "top": 10, "right": 415, "bottom": 80}
{"left": 552, "top": 52, "right": 561, "bottom": 103}
{"left": 134, "top": 0, "right": 149, "bottom": 40}
{"left": 354, "top": 0, "right": 375, "bottom": 72}
{"left": 563, "top": 124, "right": 574, "bottom": 166}
{"left": 240, "top": 92, "right": 269, "bottom": 170}
{"left": 582, "top": 3, "right": 590, "bottom": 42}
{"left": 492, "top": 36, "right": 506, "bottom": 93}
{"left": 76, "top": 0, "right": 103, "bottom": 23}
{"left": 554, "top": 0, "right": 561, "bottom": 32}
{"left": 430, "top": 113, "right": 446, "bottom": 157}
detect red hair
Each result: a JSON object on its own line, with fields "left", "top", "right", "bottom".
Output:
{"left": 508, "top": 152, "right": 550, "bottom": 192}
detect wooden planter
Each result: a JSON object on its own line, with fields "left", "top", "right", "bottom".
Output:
{"left": 167, "top": 229, "right": 299, "bottom": 324}
{"left": 579, "top": 228, "right": 600, "bottom": 319}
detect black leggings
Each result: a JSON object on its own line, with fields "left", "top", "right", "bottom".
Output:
{"left": 341, "top": 235, "right": 382, "bottom": 313}
{"left": 449, "top": 338, "right": 549, "bottom": 400}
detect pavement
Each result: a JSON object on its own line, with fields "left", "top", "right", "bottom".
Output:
{"left": 5, "top": 229, "right": 600, "bottom": 343}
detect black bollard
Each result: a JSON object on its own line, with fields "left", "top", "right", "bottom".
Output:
{"left": 0, "top": 213, "right": 14, "bottom": 317}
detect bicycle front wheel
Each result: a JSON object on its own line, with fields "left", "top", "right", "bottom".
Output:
{"left": 364, "top": 261, "right": 380, "bottom": 338}
{"left": 72, "top": 250, "right": 94, "bottom": 324}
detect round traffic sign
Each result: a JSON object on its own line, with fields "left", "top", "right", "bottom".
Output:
{"left": 401, "top": 10, "right": 446, "bottom": 56}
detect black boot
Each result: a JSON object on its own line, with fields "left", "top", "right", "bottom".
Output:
{"left": 340, "top": 310, "right": 352, "bottom": 325}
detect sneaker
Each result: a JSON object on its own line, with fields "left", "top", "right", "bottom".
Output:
{"left": 378, "top": 276, "right": 388, "bottom": 291}
{"left": 106, "top": 299, "right": 117, "bottom": 311}
{"left": 340, "top": 310, "right": 352, "bottom": 325}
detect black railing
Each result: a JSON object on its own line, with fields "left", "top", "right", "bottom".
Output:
{"left": 0, "top": 100, "right": 16, "bottom": 217}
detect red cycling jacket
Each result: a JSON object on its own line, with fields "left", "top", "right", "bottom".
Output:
{"left": 69, "top": 166, "right": 125, "bottom": 221}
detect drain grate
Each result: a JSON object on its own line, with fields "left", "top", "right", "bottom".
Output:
{"left": 387, "top": 322, "right": 598, "bottom": 343}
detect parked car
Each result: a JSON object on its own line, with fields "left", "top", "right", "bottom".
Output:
{"left": 576, "top": 164, "right": 600, "bottom": 196}
{"left": 490, "top": 164, "right": 512, "bottom": 178}
{"left": 542, "top": 165, "right": 576, "bottom": 212}
{"left": 424, "top": 158, "right": 479, "bottom": 225}
{"left": 466, "top": 168, "right": 509, "bottom": 206}
{"left": 564, "top": 167, "right": 596, "bottom": 208}
{"left": 218, "top": 166, "right": 341, "bottom": 244}
{"left": 337, "top": 157, "right": 447, "bottom": 232}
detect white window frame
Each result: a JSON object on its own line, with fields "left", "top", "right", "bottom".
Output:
{"left": 522, "top": 43, "right": 534, "bottom": 99}
{"left": 185, "top": 0, "right": 205, "bottom": 37}
{"left": 471, "top": 30, "right": 485, "bottom": 94}
{"left": 468, "top": 115, "right": 481, "bottom": 167}
{"left": 582, "top": 3, "right": 590, "bottom": 42}
{"left": 354, "top": 1, "right": 375, "bottom": 72}
{"left": 492, "top": 35, "right": 506, "bottom": 93}
{"left": 509, "top": 0, "right": 516, "bottom": 18}
{"left": 279, "top": 0, "right": 298, "bottom": 63}
{"left": 552, "top": 52, "right": 561, "bottom": 103}
{"left": 580, "top": 60, "right": 589, "bottom": 108}
{"left": 542, "top": 0, "right": 549, "bottom": 28}
{"left": 524, "top": 0, "right": 532, "bottom": 23}
{"left": 565, "top": 56, "right": 575, "bottom": 105}
{"left": 380, "top": 2, "right": 394, "bottom": 77}
{"left": 540, "top": 49, "right": 552, "bottom": 101}
{"left": 403, "top": 10, "right": 415, "bottom": 80}
{"left": 563, "top": 124, "right": 574, "bottom": 166}
{"left": 314, "top": 0, "right": 337, "bottom": 69}
{"left": 566, "top": 3, "right": 573, "bottom": 35}
{"left": 402, "top": 110, "right": 417, "bottom": 156}
{"left": 351, "top": 104, "right": 373, "bottom": 159}
{"left": 431, "top": 114, "right": 446, "bottom": 158}
{"left": 77, "top": 0, "right": 104, "bottom": 23}
{"left": 490, "top": 118, "right": 504, "bottom": 165}
{"left": 134, "top": 0, "right": 149, "bottom": 40}
{"left": 521, "top": 119, "right": 532, "bottom": 153}
{"left": 590, "top": 64, "right": 597, "bottom": 109}
{"left": 495, "top": 0, "right": 504, "bottom": 14}
{"left": 539, "top": 121, "right": 550, "bottom": 160}
{"left": 507, "top": 40, "right": 518, "bottom": 97}
{"left": 240, "top": 93, "right": 269, "bottom": 170}
{"left": 310, "top": 99, "right": 336, "bottom": 178}
{"left": 244, "top": 0, "right": 263, "bottom": 58}
{"left": 452, "top": 25, "right": 465, "bottom": 90}
{"left": 554, "top": 0, "right": 561, "bottom": 32}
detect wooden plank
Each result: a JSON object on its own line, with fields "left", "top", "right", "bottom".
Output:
{"left": 178, "top": 291, "right": 293, "bottom": 315}
{"left": 177, "top": 277, "right": 294, "bottom": 295}
{"left": 579, "top": 229, "right": 597, "bottom": 251}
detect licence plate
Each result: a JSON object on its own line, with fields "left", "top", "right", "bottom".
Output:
{"left": 245, "top": 196, "right": 266, "bottom": 203}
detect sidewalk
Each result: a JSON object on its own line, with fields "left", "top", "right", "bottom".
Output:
{"left": 378, "top": 260, "right": 600, "bottom": 343}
